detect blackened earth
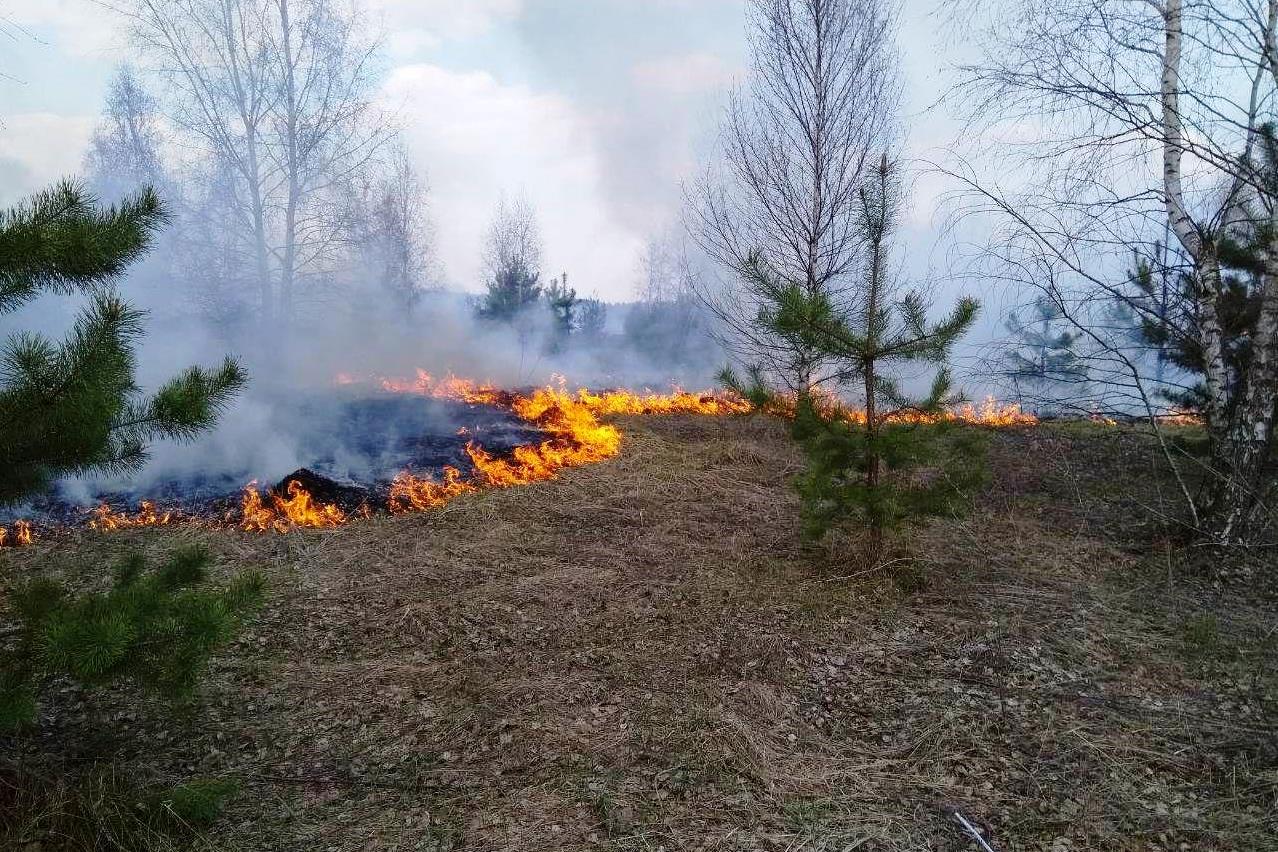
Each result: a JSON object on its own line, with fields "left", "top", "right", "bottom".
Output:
{"left": 11, "top": 394, "right": 545, "bottom": 525}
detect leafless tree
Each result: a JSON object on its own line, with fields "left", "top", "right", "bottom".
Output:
{"left": 687, "top": 0, "right": 901, "bottom": 391}
{"left": 477, "top": 193, "right": 546, "bottom": 376}
{"left": 126, "top": 0, "right": 391, "bottom": 332}
{"left": 351, "top": 143, "right": 437, "bottom": 309}
{"left": 481, "top": 192, "right": 543, "bottom": 292}
{"left": 636, "top": 231, "right": 686, "bottom": 305}
{"left": 622, "top": 229, "right": 715, "bottom": 370}
{"left": 940, "top": 0, "right": 1278, "bottom": 543}
{"left": 84, "top": 64, "right": 170, "bottom": 202}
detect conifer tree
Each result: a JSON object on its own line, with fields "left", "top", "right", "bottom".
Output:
{"left": 0, "top": 180, "right": 246, "bottom": 505}
{"left": 1003, "top": 296, "right": 1089, "bottom": 413}
{"left": 0, "top": 546, "right": 264, "bottom": 731}
{"left": 1125, "top": 241, "right": 1265, "bottom": 419}
{"left": 723, "top": 156, "right": 983, "bottom": 552}
{"left": 477, "top": 261, "right": 542, "bottom": 323}
{"left": 544, "top": 272, "right": 578, "bottom": 349}
{"left": 477, "top": 194, "right": 543, "bottom": 324}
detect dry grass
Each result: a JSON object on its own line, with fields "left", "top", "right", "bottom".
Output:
{"left": 2, "top": 416, "right": 1276, "bottom": 851}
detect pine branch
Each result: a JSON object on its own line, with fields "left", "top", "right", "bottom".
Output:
{"left": 0, "top": 183, "right": 246, "bottom": 505}
{"left": 0, "top": 180, "right": 166, "bottom": 314}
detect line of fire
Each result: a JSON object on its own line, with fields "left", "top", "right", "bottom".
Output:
{"left": 2, "top": 374, "right": 1043, "bottom": 548}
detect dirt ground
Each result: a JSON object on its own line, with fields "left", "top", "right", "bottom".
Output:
{"left": 3, "top": 415, "right": 1276, "bottom": 851}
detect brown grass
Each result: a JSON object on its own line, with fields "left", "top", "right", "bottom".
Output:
{"left": 2, "top": 416, "right": 1275, "bottom": 851}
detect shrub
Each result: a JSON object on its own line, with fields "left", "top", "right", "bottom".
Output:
{"left": 0, "top": 545, "right": 264, "bottom": 731}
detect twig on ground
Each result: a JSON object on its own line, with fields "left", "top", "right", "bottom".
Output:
{"left": 953, "top": 811, "right": 997, "bottom": 852}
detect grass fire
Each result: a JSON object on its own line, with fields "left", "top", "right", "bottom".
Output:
{"left": 2, "top": 2, "right": 1275, "bottom": 851}
{"left": 0, "top": 375, "right": 1039, "bottom": 546}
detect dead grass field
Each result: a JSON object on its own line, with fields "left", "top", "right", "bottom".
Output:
{"left": 3, "top": 415, "right": 1277, "bottom": 851}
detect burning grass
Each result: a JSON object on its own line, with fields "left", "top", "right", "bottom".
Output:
{"left": 3, "top": 415, "right": 1274, "bottom": 851}
{"left": 88, "top": 501, "right": 179, "bottom": 531}
{"left": 2, "top": 374, "right": 1041, "bottom": 548}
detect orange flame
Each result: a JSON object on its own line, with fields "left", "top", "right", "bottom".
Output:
{"left": 947, "top": 396, "right": 1039, "bottom": 427}
{"left": 0, "top": 520, "right": 34, "bottom": 548}
{"left": 388, "top": 467, "right": 477, "bottom": 513}
{"left": 377, "top": 370, "right": 508, "bottom": 406}
{"left": 1155, "top": 411, "right": 1204, "bottom": 426}
{"left": 239, "top": 480, "right": 346, "bottom": 533}
{"left": 467, "top": 387, "right": 623, "bottom": 487}
{"left": 75, "top": 373, "right": 1039, "bottom": 541}
{"left": 88, "top": 501, "right": 177, "bottom": 531}
{"left": 763, "top": 391, "right": 1037, "bottom": 427}
{"left": 573, "top": 387, "right": 753, "bottom": 417}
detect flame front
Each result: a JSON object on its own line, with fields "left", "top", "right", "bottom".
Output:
{"left": 0, "top": 520, "right": 34, "bottom": 548}
{"left": 63, "top": 374, "right": 1042, "bottom": 540}
{"left": 88, "top": 501, "right": 177, "bottom": 531}
{"left": 377, "top": 370, "right": 508, "bottom": 407}
{"left": 763, "top": 391, "right": 1037, "bottom": 427}
{"left": 240, "top": 480, "right": 347, "bottom": 532}
{"left": 573, "top": 387, "right": 753, "bottom": 417}
{"left": 388, "top": 467, "right": 477, "bottom": 513}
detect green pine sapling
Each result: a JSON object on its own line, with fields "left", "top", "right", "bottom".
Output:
{"left": 723, "top": 155, "right": 984, "bottom": 554}
{"left": 1003, "top": 295, "right": 1089, "bottom": 413}
{"left": 0, "top": 545, "right": 264, "bottom": 731}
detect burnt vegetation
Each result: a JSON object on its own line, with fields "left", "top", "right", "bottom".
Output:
{"left": 2, "top": 419, "right": 1275, "bottom": 851}
{"left": 1, "top": 0, "right": 1277, "bottom": 850}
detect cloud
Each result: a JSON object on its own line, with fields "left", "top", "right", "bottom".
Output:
{"left": 383, "top": 64, "right": 644, "bottom": 300}
{"left": 631, "top": 52, "right": 738, "bottom": 97}
{"left": 383, "top": 28, "right": 443, "bottom": 60}
{"left": 372, "top": 0, "right": 525, "bottom": 40}
{"left": 0, "top": 112, "right": 95, "bottom": 206}
{"left": 3, "top": 0, "right": 123, "bottom": 59}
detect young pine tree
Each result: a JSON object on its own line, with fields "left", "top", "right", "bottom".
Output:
{"left": 0, "top": 181, "right": 247, "bottom": 505}
{"left": 477, "top": 194, "right": 544, "bottom": 324}
{"left": 477, "top": 261, "right": 542, "bottom": 323}
{"left": 723, "top": 155, "right": 983, "bottom": 553}
{"left": 544, "top": 272, "right": 578, "bottom": 350}
{"left": 1126, "top": 243, "right": 1264, "bottom": 419}
{"left": 578, "top": 296, "right": 608, "bottom": 341}
{"left": 1003, "top": 295, "right": 1089, "bottom": 413}
{"left": 0, "top": 182, "right": 257, "bottom": 731}
{"left": 0, "top": 546, "right": 264, "bottom": 730}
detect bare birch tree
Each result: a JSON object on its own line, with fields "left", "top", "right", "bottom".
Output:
{"left": 941, "top": 0, "right": 1278, "bottom": 543}
{"left": 688, "top": 0, "right": 901, "bottom": 393}
{"left": 481, "top": 192, "right": 543, "bottom": 298}
{"left": 126, "top": 0, "right": 390, "bottom": 333}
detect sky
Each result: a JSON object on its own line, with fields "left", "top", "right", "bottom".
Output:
{"left": 0, "top": 0, "right": 967, "bottom": 303}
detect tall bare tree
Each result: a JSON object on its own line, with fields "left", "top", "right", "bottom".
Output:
{"left": 688, "top": 0, "right": 901, "bottom": 392}
{"left": 127, "top": 0, "right": 390, "bottom": 332}
{"left": 351, "top": 143, "right": 437, "bottom": 310}
{"left": 84, "top": 64, "right": 170, "bottom": 202}
{"left": 943, "top": 0, "right": 1278, "bottom": 543}
{"left": 624, "top": 230, "right": 714, "bottom": 370}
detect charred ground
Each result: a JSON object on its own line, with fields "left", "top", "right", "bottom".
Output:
{"left": 7, "top": 392, "right": 546, "bottom": 530}
{"left": 2, "top": 415, "right": 1275, "bottom": 851}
